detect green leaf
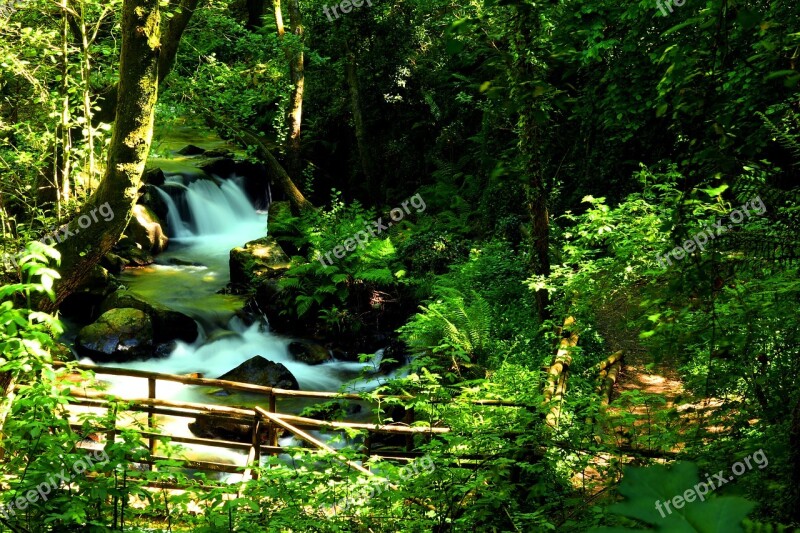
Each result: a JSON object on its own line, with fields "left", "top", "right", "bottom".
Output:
{"left": 591, "top": 463, "right": 755, "bottom": 532}
{"left": 700, "top": 184, "right": 729, "bottom": 198}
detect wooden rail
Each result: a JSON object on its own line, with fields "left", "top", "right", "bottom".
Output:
{"left": 544, "top": 317, "right": 579, "bottom": 428}
{"left": 7, "top": 354, "right": 679, "bottom": 504}
{"left": 39, "top": 362, "right": 450, "bottom": 484}
{"left": 23, "top": 361, "right": 547, "bottom": 491}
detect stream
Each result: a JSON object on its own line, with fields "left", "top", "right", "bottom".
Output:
{"left": 74, "top": 171, "right": 396, "bottom": 473}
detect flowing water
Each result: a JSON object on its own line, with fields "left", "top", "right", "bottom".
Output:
{"left": 77, "top": 174, "right": 393, "bottom": 470}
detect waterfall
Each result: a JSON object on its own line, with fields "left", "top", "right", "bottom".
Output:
{"left": 154, "top": 186, "right": 191, "bottom": 238}
{"left": 182, "top": 179, "right": 244, "bottom": 236}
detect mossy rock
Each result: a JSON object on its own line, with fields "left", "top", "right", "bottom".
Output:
{"left": 126, "top": 204, "right": 168, "bottom": 254}
{"left": 100, "top": 290, "right": 199, "bottom": 343}
{"left": 75, "top": 308, "right": 154, "bottom": 363}
{"left": 288, "top": 340, "right": 331, "bottom": 365}
{"left": 229, "top": 236, "right": 291, "bottom": 289}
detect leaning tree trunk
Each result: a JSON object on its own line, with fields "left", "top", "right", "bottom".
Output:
{"left": 284, "top": 0, "right": 304, "bottom": 181}
{"left": 45, "top": 0, "right": 161, "bottom": 310}
{"left": 197, "top": 106, "right": 313, "bottom": 215}
{"left": 238, "top": 127, "right": 313, "bottom": 215}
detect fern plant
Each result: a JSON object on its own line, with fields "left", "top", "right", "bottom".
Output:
{"left": 399, "top": 287, "right": 492, "bottom": 374}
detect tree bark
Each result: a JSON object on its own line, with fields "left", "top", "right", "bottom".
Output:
{"left": 197, "top": 104, "right": 313, "bottom": 215}
{"left": 344, "top": 40, "right": 375, "bottom": 196}
{"left": 237, "top": 127, "right": 313, "bottom": 215}
{"left": 272, "top": 0, "right": 284, "bottom": 36}
{"left": 513, "top": 6, "right": 550, "bottom": 321}
{"left": 283, "top": 0, "right": 304, "bottom": 181}
{"left": 92, "top": 0, "right": 196, "bottom": 125}
{"left": 0, "top": 371, "right": 16, "bottom": 460}
{"left": 46, "top": 0, "right": 161, "bottom": 309}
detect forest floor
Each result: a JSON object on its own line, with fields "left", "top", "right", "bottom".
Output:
{"left": 597, "top": 284, "right": 729, "bottom": 449}
{"left": 573, "top": 286, "right": 728, "bottom": 492}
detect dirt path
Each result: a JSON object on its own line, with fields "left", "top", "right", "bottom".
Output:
{"left": 592, "top": 288, "right": 724, "bottom": 455}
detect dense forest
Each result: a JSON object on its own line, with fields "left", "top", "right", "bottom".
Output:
{"left": 0, "top": 0, "right": 799, "bottom": 530}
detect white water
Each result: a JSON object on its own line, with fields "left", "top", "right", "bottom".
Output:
{"left": 86, "top": 175, "right": 394, "bottom": 404}
{"left": 154, "top": 185, "right": 191, "bottom": 239}
{"left": 78, "top": 176, "right": 400, "bottom": 477}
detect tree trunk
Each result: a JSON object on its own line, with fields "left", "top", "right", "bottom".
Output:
{"left": 0, "top": 371, "right": 16, "bottom": 460}
{"left": 238, "top": 127, "right": 313, "bottom": 215}
{"left": 344, "top": 40, "right": 375, "bottom": 197}
{"left": 46, "top": 0, "right": 161, "bottom": 309}
{"left": 284, "top": 0, "right": 304, "bottom": 181}
{"left": 197, "top": 105, "right": 313, "bottom": 215}
{"left": 272, "top": 0, "right": 284, "bottom": 36}
{"left": 513, "top": 6, "right": 550, "bottom": 320}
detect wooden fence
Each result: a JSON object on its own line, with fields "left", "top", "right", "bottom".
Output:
{"left": 47, "top": 361, "right": 449, "bottom": 485}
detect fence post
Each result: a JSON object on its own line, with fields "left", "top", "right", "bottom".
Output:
{"left": 252, "top": 410, "right": 261, "bottom": 479}
{"left": 404, "top": 407, "right": 415, "bottom": 451}
{"left": 148, "top": 378, "right": 156, "bottom": 468}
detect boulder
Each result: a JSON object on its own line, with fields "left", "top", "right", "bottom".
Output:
{"left": 177, "top": 144, "right": 205, "bottom": 156}
{"left": 126, "top": 205, "right": 168, "bottom": 254}
{"left": 101, "top": 252, "right": 129, "bottom": 274}
{"left": 229, "top": 236, "right": 291, "bottom": 288}
{"left": 124, "top": 246, "right": 155, "bottom": 267}
{"left": 165, "top": 257, "right": 203, "bottom": 267}
{"left": 100, "top": 290, "right": 199, "bottom": 343}
{"left": 288, "top": 340, "right": 331, "bottom": 365}
{"left": 139, "top": 184, "right": 169, "bottom": 222}
{"left": 197, "top": 157, "right": 236, "bottom": 177}
{"left": 216, "top": 355, "right": 299, "bottom": 390}
{"left": 75, "top": 308, "right": 154, "bottom": 363}
{"left": 203, "top": 148, "right": 234, "bottom": 158}
{"left": 188, "top": 416, "right": 261, "bottom": 443}
{"left": 142, "top": 167, "right": 166, "bottom": 186}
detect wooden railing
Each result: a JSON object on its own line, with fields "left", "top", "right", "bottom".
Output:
{"left": 8, "top": 351, "right": 644, "bottom": 493}
{"left": 47, "top": 361, "right": 449, "bottom": 485}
